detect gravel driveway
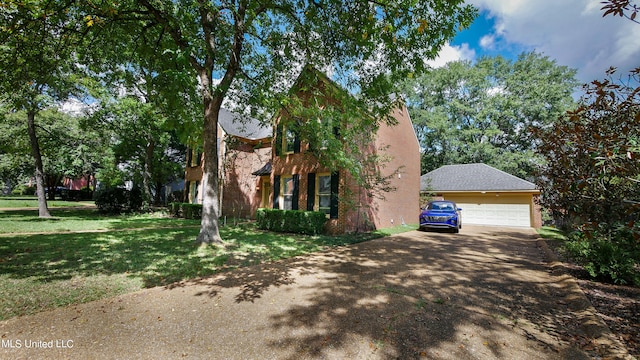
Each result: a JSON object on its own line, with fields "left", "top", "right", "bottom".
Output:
{"left": 0, "top": 225, "right": 632, "bottom": 359}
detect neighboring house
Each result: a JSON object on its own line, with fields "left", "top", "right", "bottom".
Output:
{"left": 185, "top": 66, "right": 421, "bottom": 234}
{"left": 420, "top": 163, "right": 542, "bottom": 228}
{"left": 184, "top": 108, "right": 271, "bottom": 218}
{"left": 262, "top": 67, "right": 420, "bottom": 234}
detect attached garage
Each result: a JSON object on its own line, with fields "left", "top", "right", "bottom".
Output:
{"left": 421, "top": 164, "right": 542, "bottom": 228}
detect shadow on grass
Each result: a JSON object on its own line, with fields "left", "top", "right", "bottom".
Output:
{"left": 0, "top": 208, "right": 200, "bottom": 233}
{"left": 0, "top": 222, "right": 382, "bottom": 289}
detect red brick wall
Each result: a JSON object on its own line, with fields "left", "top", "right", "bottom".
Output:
{"left": 367, "top": 104, "right": 420, "bottom": 229}
{"left": 270, "top": 103, "right": 420, "bottom": 233}
{"left": 222, "top": 143, "right": 271, "bottom": 218}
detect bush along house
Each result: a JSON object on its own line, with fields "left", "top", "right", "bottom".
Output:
{"left": 260, "top": 66, "right": 420, "bottom": 234}
{"left": 184, "top": 66, "right": 420, "bottom": 234}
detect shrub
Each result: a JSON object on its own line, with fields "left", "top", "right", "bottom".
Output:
{"left": 60, "top": 188, "right": 94, "bottom": 201}
{"left": 256, "top": 208, "right": 327, "bottom": 235}
{"left": 11, "top": 185, "right": 36, "bottom": 196}
{"left": 168, "top": 202, "right": 203, "bottom": 219}
{"left": 94, "top": 187, "right": 143, "bottom": 214}
{"left": 565, "top": 223, "right": 640, "bottom": 286}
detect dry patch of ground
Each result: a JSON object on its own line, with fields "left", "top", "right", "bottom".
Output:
{"left": 545, "top": 240, "right": 640, "bottom": 358}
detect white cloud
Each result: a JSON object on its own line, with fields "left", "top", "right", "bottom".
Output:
{"left": 427, "top": 43, "right": 476, "bottom": 68}
{"left": 467, "top": 0, "right": 640, "bottom": 83}
{"left": 479, "top": 35, "right": 495, "bottom": 50}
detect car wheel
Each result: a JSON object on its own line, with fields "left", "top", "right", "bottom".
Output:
{"left": 453, "top": 227, "right": 459, "bottom": 234}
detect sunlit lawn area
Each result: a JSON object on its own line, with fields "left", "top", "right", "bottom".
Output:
{"left": 0, "top": 196, "right": 95, "bottom": 209}
{"left": 0, "top": 208, "right": 200, "bottom": 234}
{"left": 0, "top": 206, "right": 415, "bottom": 320}
{"left": 536, "top": 226, "right": 568, "bottom": 241}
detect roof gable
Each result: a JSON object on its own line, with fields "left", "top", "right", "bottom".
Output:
{"left": 421, "top": 163, "right": 537, "bottom": 192}
{"left": 218, "top": 108, "right": 271, "bottom": 141}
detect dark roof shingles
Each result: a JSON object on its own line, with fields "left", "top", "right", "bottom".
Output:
{"left": 421, "top": 163, "right": 537, "bottom": 192}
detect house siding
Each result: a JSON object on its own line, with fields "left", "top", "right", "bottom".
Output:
{"left": 270, "top": 103, "right": 420, "bottom": 234}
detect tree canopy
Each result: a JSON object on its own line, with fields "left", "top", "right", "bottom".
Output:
{"left": 0, "top": 1, "right": 91, "bottom": 216}
{"left": 82, "top": 0, "right": 476, "bottom": 243}
{"left": 403, "top": 52, "right": 578, "bottom": 179}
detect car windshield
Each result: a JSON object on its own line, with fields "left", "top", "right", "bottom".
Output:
{"left": 428, "top": 202, "right": 455, "bottom": 211}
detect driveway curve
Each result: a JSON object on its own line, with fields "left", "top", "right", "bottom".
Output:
{"left": 0, "top": 225, "right": 631, "bottom": 359}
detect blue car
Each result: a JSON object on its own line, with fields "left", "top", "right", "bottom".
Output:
{"left": 419, "top": 200, "right": 462, "bottom": 233}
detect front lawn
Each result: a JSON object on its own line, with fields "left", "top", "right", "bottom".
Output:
{"left": 0, "top": 208, "right": 391, "bottom": 320}
{"left": 0, "top": 196, "right": 95, "bottom": 209}
{"left": 0, "top": 208, "right": 200, "bottom": 234}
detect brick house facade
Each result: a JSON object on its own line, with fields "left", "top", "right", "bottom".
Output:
{"left": 185, "top": 67, "right": 420, "bottom": 233}
{"left": 266, "top": 67, "right": 420, "bottom": 233}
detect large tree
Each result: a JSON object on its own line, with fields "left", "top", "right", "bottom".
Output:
{"left": 87, "top": 0, "right": 476, "bottom": 244}
{"left": 534, "top": 66, "right": 640, "bottom": 228}
{"left": 0, "top": 1, "right": 91, "bottom": 216}
{"left": 403, "top": 52, "right": 578, "bottom": 179}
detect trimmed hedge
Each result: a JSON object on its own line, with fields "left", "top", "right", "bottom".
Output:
{"left": 169, "top": 202, "right": 203, "bottom": 219}
{"left": 256, "top": 208, "right": 327, "bottom": 235}
{"left": 94, "top": 187, "right": 143, "bottom": 214}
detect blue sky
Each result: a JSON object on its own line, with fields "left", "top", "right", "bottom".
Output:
{"left": 429, "top": 0, "right": 640, "bottom": 86}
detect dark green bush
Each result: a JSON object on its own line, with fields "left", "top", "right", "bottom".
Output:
{"left": 168, "top": 202, "right": 202, "bottom": 219}
{"left": 256, "top": 208, "right": 327, "bottom": 235}
{"left": 182, "top": 203, "right": 202, "bottom": 219}
{"left": 565, "top": 224, "right": 640, "bottom": 286}
{"left": 11, "top": 185, "right": 36, "bottom": 196}
{"left": 60, "top": 188, "right": 94, "bottom": 201}
{"left": 94, "top": 187, "right": 143, "bottom": 214}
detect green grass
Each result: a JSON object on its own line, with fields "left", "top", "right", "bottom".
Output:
{"left": 0, "top": 209, "right": 386, "bottom": 320}
{"left": 0, "top": 196, "right": 95, "bottom": 209}
{"left": 536, "top": 226, "right": 568, "bottom": 241}
{"left": 0, "top": 208, "right": 201, "bottom": 234}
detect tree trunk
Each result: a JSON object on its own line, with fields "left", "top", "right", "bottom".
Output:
{"left": 195, "top": 89, "right": 223, "bottom": 245}
{"left": 143, "top": 135, "right": 155, "bottom": 207}
{"left": 26, "top": 111, "right": 51, "bottom": 218}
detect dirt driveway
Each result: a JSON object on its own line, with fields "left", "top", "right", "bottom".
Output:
{"left": 0, "top": 225, "right": 632, "bottom": 359}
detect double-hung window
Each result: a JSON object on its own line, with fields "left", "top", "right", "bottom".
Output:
{"left": 281, "top": 175, "right": 294, "bottom": 210}
{"left": 316, "top": 173, "right": 332, "bottom": 215}
{"left": 284, "top": 127, "right": 297, "bottom": 154}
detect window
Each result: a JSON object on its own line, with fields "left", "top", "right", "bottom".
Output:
{"left": 281, "top": 176, "right": 294, "bottom": 210}
{"left": 189, "top": 181, "right": 200, "bottom": 204}
{"left": 284, "top": 127, "right": 297, "bottom": 154}
{"left": 189, "top": 149, "right": 201, "bottom": 167}
{"left": 316, "top": 173, "right": 331, "bottom": 215}
{"left": 306, "top": 172, "right": 339, "bottom": 219}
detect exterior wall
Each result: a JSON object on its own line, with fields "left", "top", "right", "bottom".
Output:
{"left": 435, "top": 191, "right": 542, "bottom": 228}
{"left": 63, "top": 176, "right": 94, "bottom": 190}
{"left": 222, "top": 142, "right": 271, "bottom": 218}
{"left": 368, "top": 105, "right": 421, "bottom": 229}
{"left": 183, "top": 124, "right": 272, "bottom": 218}
{"left": 270, "top": 103, "right": 421, "bottom": 234}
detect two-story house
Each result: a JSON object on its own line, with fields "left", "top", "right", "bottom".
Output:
{"left": 185, "top": 66, "right": 420, "bottom": 233}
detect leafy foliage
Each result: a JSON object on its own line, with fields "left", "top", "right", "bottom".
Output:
{"left": 169, "top": 202, "right": 203, "bottom": 220}
{"left": 601, "top": 0, "right": 640, "bottom": 24}
{"left": 94, "top": 187, "right": 143, "bottom": 214}
{"left": 403, "top": 52, "right": 578, "bottom": 178}
{"left": 256, "top": 208, "right": 327, "bottom": 235}
{"left": 82, "top": 0, "right": 476, "bottom": 243}
{"left": 565, "top": 224, "right": 640, "bottom": 285}
{"left": 535, "top": 67, "right": 640, "bottom": 284}
{"left": 534, "top": 67, "right": 640, "bottom": 227}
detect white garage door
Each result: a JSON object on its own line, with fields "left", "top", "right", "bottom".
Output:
{"left": 456, "top": 203, "right": 531, "bottom": 227}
